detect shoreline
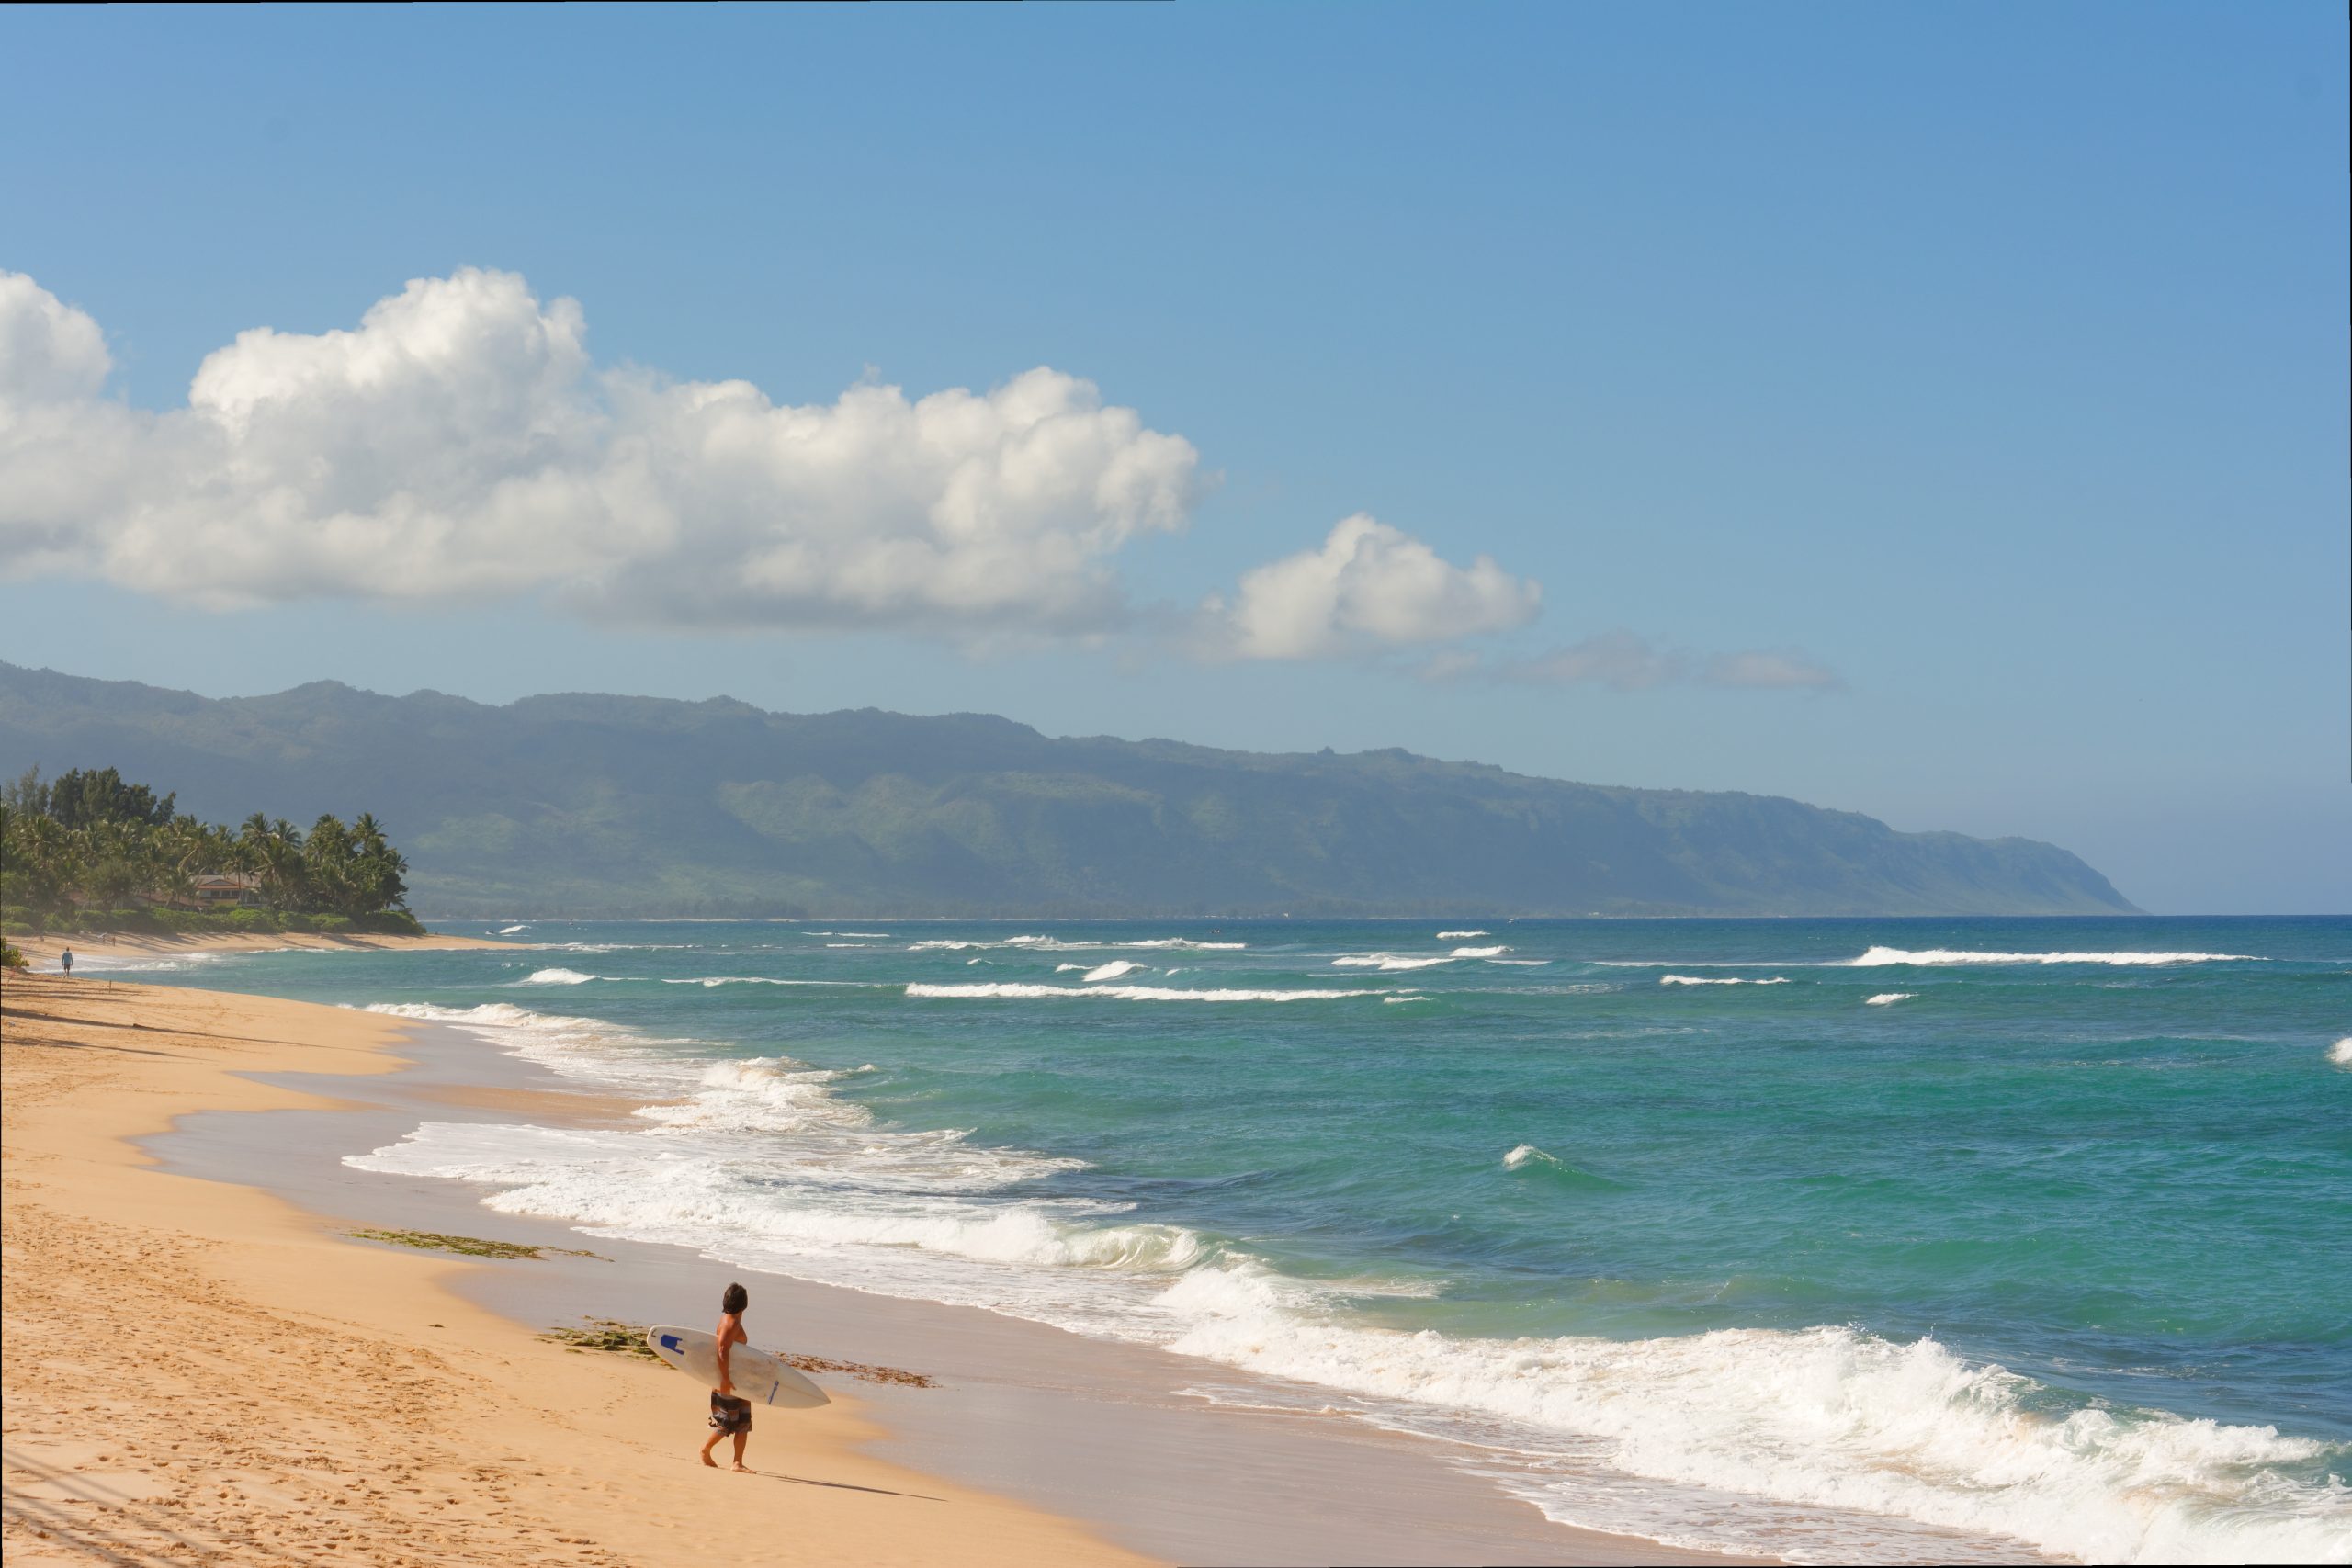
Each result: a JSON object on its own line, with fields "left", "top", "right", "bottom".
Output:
{"left": 0, "top": 972, "right": 1148, "bottom": 1567}
{"left": 10, "top": 930, "right": 517, "bottom": 965}
{"left": 2, "top": 968, "right": 1766, "bottom": 1565}
{"left": 147, "top": 990, "right": 1750, "bottom": 1565}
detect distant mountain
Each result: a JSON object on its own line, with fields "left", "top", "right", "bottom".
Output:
{"left": 0, "top": 662, "right": 2138, "bottom": 919}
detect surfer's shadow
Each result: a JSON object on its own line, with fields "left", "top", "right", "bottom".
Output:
{"left": 748, "top": 1469, "right": 944, "bottom": 1503}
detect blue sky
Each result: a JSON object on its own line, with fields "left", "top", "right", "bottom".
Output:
{"left": 2, "top": 3, "right": 2345, "bottom": 912}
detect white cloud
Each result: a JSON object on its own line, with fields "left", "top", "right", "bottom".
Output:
{"left": 1200, "top": 513, "right": 1541, "bottom": 660}
{"left": 0, "top": 269, "right": 1815, "bottom": 686}
{"left": 1440, "top": 632, "right": 1841, "bottom": 693}
{"left": 0, "top": 268, "right": 1203, "bottom": 632}
{"left": 0, "top": 271, "right": 109, "bottom": 407}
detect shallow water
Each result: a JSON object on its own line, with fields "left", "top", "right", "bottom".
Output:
{"left": 106, "top": 915, "right": 2352, "bottom": 1563}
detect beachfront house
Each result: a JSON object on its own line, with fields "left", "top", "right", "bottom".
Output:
{"left": 187, "top": 874, "right": 266, "bottom": 909}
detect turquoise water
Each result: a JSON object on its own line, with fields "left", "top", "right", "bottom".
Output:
{"left": 105, "top": 917, "right": 2351, "bottom": 1562}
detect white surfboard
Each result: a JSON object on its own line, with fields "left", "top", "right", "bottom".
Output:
{"left": 645, "top": 1325, "right": 831, "bottom": 1409}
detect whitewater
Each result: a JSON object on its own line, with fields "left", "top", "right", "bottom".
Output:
{"left": 130, "top": 915, "right": 2349, "bottom": 1565}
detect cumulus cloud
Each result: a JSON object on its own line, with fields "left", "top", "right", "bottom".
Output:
{"left": 1439, "top": 632, "right": 1840, "bottom": 692}
{"left": 0, "top": 268, "right": 1819, "bottom": 686}
{"left": 1198, "top": 513, "right": 1540, "bottom": 660}
{"left": 0, "top": 268, "right": 1202, "bottom": 632}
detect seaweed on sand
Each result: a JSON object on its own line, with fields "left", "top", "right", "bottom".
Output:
{"left": 540, "top": 1318, "right": 663, "bottom": 1359}
{"left": 538, "top": 1317, "right": 936, "bottom": 1386}
{"left": 349, "top": 1227, "right": 607, "bottom": 1261}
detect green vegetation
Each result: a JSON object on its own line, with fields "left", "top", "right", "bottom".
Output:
{"left": 0, "top": 764, "right": 424, "bottom": 936}
{"left": 349, "top": 1227, "right": 605, "bottom": 1261}
{"left": 1, "top": 941, "right": 26, "bottom": 970}
{"left": 0, "top": 663, "right": 2140, "bottom": 918}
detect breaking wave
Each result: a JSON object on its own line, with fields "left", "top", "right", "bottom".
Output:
{"left": 908, "top": 936, "right": 1246, "bottom": 953}
{"left": 1332, "top": 953, "right": 1455, "bottom": 971}
{"left": 1436, "top": 930, "right": 1488, "bottom": 939}
{"left": 905, "top": 982, "right": 1385, "bottom": 1003}
{"left": 2330, "top": 1038, "right": 2352, "bottom": 1068}
{"left": 1866, "top": 992, "right": 1917, "bottom": 1006}
{"left": 349, "top": 992, "right": 2350, "bottom": 1566}
{"left": 1661, "top": 975, "right": 1789, "bottom": 986}
{"left": 1158, "top": 1269, "right": 2351, "bottom": 1565}
{"left": 1851, "top": 947, "right": 2261, "bottom": 968}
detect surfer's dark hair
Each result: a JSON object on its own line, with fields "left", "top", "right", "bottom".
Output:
{"left": 722, "top": 1282, "right": 749, "bottom": 1314}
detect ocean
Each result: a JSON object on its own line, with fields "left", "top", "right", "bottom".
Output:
{"left": 103, "top": 916, "right": 2351, "bottom": 1563}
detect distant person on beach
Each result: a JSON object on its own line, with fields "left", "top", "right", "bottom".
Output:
{"left": 700, "top": 1281, "right": 753, "bottom": 1472}
{"left": 59, "top": 947, "right": 72, "bottom": 977}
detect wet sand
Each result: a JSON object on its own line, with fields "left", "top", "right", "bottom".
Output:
{"left": 0, "top": 972, "right": 1143, "bottom": 1568}
{"left": 139, "top": 987, "right": 1760, "bottom": 1565}
{"left": 4, "top": 966, "right": 1763, "bottom": 1564}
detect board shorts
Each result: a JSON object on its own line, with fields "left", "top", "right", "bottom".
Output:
{"left": 709, "top": 1393, "right": 752, "bottom": 1436}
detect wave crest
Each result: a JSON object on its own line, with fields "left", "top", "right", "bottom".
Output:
{"left": 1852, "top": 947, "right": 2260, "bottom": 968}
{"left": 906, "top": 982, "right": 1384, "bottom": 1003}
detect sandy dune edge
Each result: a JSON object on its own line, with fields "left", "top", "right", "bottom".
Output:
{"left": 0, "top": 972, "right": 1149, "bottom": 1567}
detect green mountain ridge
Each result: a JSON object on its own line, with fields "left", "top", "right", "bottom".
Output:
{"left": 0, "top": 662, "right": 2139, "bottom": 919}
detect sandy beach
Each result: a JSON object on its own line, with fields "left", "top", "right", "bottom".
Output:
{"left": 0, "top": 964, "right": 1747, "bottom": 1567}
{"left": 0, "top": 970, "right": 1148, "bottom": 1567}
{"left": 12, "top": 931, "right": 516, "bottom": 966}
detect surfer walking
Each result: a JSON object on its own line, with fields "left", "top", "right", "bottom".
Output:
{"left": 699, "top": 1281, "right": 754, "bottom": 1472}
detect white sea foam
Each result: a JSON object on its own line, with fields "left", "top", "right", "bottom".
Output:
{"left": 56, "top": 953, "right": 224, "bottom": 973}
{"left": 1452, "top": 945, "right": 1510, "bottom": 957}
{"left": 1157, "top": 1267, "right": 2352, "bottom": 1565}
{"left": 1437, "top": 930, "right": 1488, "bottom": 940}
{"left": 804, "top": 931, "right": 890, "bottom": 938}
{"left": 657, "top": 976, "right": 864, "bottom": 988}
{"left": 823, "top": 942, "right": 870, "bottom": 948}
{"left": 1082, "top": 961, "right": 1145, "bottom": 983}
{"left": 1661, "top": 975, "right": 1789, "bottom": 986}
{"left": 1384, "top": 994, "right": 1429, "bottom": 1005}
{"left": 495, "top": 923, "right": 530, "bottom": 934}
{"left": 1851, "top": 947, "right": 2261, "bottom": 968}
{"left": 534, "top": 942, "right": 697, "bottom": 953}
{"left": 360, "top": 1001, "right": 688, "bottom": 1090}
{"left": 906, "top": 983, "right": 1383, "bottom": 1003}
{"left": 2329, "top": 1037, "right": 2352, "bottom": 1068}
{"left": 350, "top": 994, "right": 2351, "bottom": 1566}
{"left": 1332, "top": 953, "right": 1455, "bottom": 971}
{"left": 1866, "top": 992, "right": 1917, "bottom": 1006}
{"left": 909, "top": 936, "right": 1246, "bottom": 952}
{"left": 1485, "top": 957, "right": 1551, "bottom": 966}
{"left": 521, "top": 966, "right": 598, "bottom": 985}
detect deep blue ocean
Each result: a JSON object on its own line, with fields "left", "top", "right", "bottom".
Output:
{"left": 102, "top": 916, "right": 2351, "bottom": 1563}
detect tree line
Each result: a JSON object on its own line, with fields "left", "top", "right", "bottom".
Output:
{"left": 1, "top": 766, "right": 420, "bottom": 933}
